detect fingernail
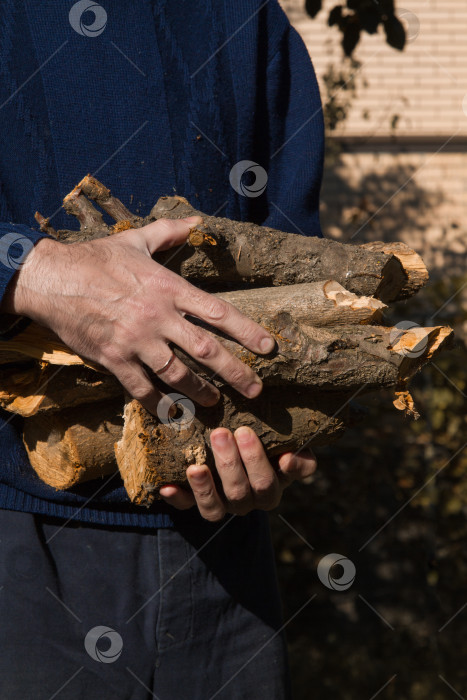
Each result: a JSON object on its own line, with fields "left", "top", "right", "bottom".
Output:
{"left": 211, "top": 388, "right": 221, "bottom": 404}
{"left": 189, "top": 470, "right": 206, "bottom": 483}
{"left": 260, "top": 336, "right": 275, "bottom": 353}
{"left": 211, "top": 430, "right": 229, "bottom": 447}
{"left": 182, "top": 216, "right": 202, "bottom": 224}
{"left": 235, "top": 426, "right": 252, "bottom": 444}
{"left": 246, "top": 380, "right": 262, "bottom": 399}
{"left": 200, "top": 388, "right": 220, "bottom": 407}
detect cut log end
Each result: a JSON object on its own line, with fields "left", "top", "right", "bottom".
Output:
{"left": 23, "top": 399, "right": 123, "bottom": 490}
{"left": 391, "top": 325, "right": 454, "bottom": 381}
{"left": 0, "top": 362, "right": 123, "bottom": 416}
{"left": 362, "top": 241, "right": 429, "bottom": 300}
{"left": 0, "top": 322, "right": 109, "bottom": 372}
{"left": 323, "top": 280, "right": 386, "bottom": 322}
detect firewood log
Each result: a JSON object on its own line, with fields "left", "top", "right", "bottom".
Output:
{"left": 115, "top": 321, "right": 453, "bottom": 506}
{"left": 22, "top": 398, "right": 123, "bottom": 489}
{"left": 114, "top": 388, "right": 355, "bottom": 506}
{"left": 0, "top": 175, "right": 450, "bottom": 502}
{"left": 50, "top": 175, "right": 428, "bottom": 303}
{"left": 0, "top": 362, "right": 122, "bottom": 416}
{"left": 0, "top": 279, "right": 386, "bottom": 366}
{"left": 0, "top": 284, "right": 451, "bottom": 395}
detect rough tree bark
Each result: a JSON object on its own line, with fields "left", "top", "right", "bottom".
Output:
{"left": 49, "top": 175, "right": 428, "bottom": 303}
{"left": 114, "top": 388, "right": 356, "bottom": 506}
{"left": 0, "top": 174, "right": 450, "bottom": 502}
{"left": 0, "top": 362, "right": 122, "bottom": 416}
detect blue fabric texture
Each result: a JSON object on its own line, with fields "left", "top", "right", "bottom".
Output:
{"left": 0, "top": 508, "right": 290, "bottom": 699}
{"left": 0, "top": 0, "right": 324, "bottom": 527}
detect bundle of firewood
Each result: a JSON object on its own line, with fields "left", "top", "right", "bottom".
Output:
{"left": 0, "top": 176, "right": 453, "bottom": 506}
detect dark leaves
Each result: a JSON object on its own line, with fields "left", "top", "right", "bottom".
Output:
{"left": 342, "top": 18, "right": 361, "bottom": 56}
{"left": 305, "top": 0, "right": 322, "bottom": 19}
{"left": 359, "top": 7, "right": 380, "bottom": 34}
{"left": 328, "top": 6, "right": 343, "bottom": 27}
{"left": 384, "top": 15, "right": 406, "bottom": 50}
{"left": 305, "top": 0, "right": 407, "bottom": 56}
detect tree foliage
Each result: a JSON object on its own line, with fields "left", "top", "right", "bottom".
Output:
{"left": 305, "top": 0, "right": 406, "bottom": 56}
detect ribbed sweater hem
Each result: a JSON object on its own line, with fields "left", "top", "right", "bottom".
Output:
{"left": 0, "top": 485, "right": 175, "bottom": 529}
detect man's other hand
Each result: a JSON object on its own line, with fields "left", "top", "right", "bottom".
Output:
{"left": 160, "top": 427, "right": 317, "bottom": 521}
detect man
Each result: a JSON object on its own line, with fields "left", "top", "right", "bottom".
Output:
{"left": 0, "top": 1, "right": 324, "bottom": 697}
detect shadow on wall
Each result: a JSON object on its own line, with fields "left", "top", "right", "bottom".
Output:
{"left": 272, "top": 154, "right": 467, "bottom": 699}
{"left": 319, "top": 159, "right": 466, "bottom": 280}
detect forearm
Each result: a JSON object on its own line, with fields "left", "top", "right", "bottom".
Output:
{"left": 0, "top": 237, "right": 58, "bottom": 318}
{"left": 0, "top": 228, "right": 56, "bottom": 338}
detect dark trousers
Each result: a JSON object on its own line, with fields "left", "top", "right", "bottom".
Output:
{"left": 0, "top": 508, "right": 291, "bottom": 700}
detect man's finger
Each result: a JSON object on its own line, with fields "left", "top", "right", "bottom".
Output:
{"left": 159, "top": 485, "right": 196, "bottom": 510}
{"left": 210, "top": 428, "right": 253, "bottom": 514}
{"left": 186, "top": 465, "right": 227, "bottom": 522}
{"left": 234, "top": 427, "right": 281, "bottom": 510}
{"left": 179, "top": 289, "right": 275, "bottom": 357}
{"left": 138, "top": 347, "right": 220, "bottom": 407}
{"left": 133, "top": 216, "right": 203, "bottom": 255}
{"left": 102, "top": 355, "right": 165, "bottom": 416}
{"left": 278, "top": 450, "right": 318, "bottom": 484}
{"left": 171, "top": 320, "right": 264, "bottom": 399}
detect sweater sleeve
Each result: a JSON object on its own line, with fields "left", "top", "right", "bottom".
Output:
{"left": 261, "top": 14, "right": 325, "bottom": 237}
{"left": 0, "top": 223, "right": 55, "bottom": 339}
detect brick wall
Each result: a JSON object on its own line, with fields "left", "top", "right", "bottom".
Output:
{"left": 279, "top": 0, "right": 467, "bottom": 306}
{"left": 280, "top": 0, "right": 467, "bottom": 138}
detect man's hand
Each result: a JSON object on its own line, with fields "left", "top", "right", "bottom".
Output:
{"left": 5, "top": 217, "right": 276, "bottom": 415}
{"left": 160, "top": 426, "right": 317, "bottom": 521}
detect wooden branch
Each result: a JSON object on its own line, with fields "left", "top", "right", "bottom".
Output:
{"left": 34, "top": 212, "right": 58, "bottom": 238}
{"left": 216, "top": 281, "right": 387, "bottom": 326}
{"left": 115, "top": 388, "right": 353, "bottom": 506}
{"left": 23, "top": 398, "right": 123, "bottom": 490}
{"left": 77, "top": 174, "right": 141, "bottom": 224}
{"left": 0, "top": 286, "right": 452, "bottom": 395}
{"left": 150, "top": 197, "right": 427, "bottom": 303}
{"left": 0, "top": 363, "right": 122, "bottom": 416}
{"left": 52, "top": 181, "right": 428, "bottom": 304}
{"left": 175, "top": 317, "right": 453, "bottom": 396}
{"left": 0, "top": 281, "right": 385, "bottom": 367}
{"left": 62, "top": 184, "right": 109, "bottom": 234}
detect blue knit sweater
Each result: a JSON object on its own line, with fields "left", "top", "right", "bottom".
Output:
{"left": 0, "top": 0, "right": 324, "bottom": 528}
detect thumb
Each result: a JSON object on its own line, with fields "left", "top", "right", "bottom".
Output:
{"left": 137, "top": 215, "right": 203, "bottom": 255}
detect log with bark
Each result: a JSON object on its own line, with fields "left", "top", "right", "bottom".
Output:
{"left": 22, "top": 398, "right": 123, "bottom": 489}
{"left": 48, "top": 175, "right": 428, "bottom": 302}
{"left": 0, "top": 362, "right": 121, "bottom": 416}
{"left": 115, "top": 388, "right": 357, "bottom": 506}
{"left": 0, "top": 175, "right": 452, "bottom": 504}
